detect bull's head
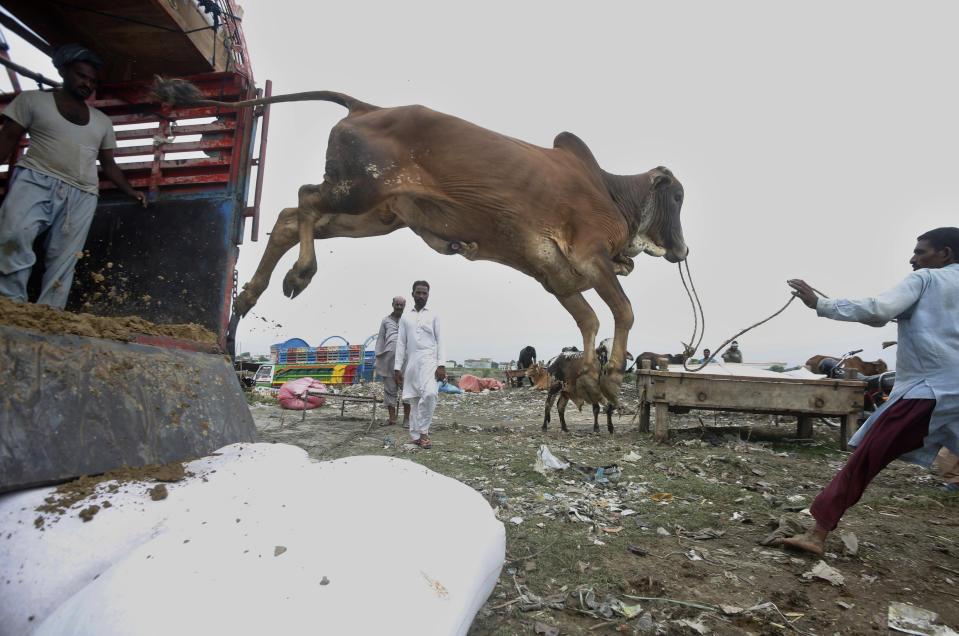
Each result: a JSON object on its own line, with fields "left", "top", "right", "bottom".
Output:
{"left": 607, "top": 166, "right": 688, "bottom": 264}
{"left": 644, "top": 168, "right": 688, "bottom": 263}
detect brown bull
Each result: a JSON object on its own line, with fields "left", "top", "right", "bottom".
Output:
{"left": 154, "top": 79, "right": 689, "bottom": 404}
{"left": 805, "top": 355, "right": 888, "bottom": 376}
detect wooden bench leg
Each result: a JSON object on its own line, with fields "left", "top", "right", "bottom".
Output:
{"left": 653, "top": 402, "right": 669, "bottom": 443}
{"left": 796, "top": 415, "right": 813, "bottom": 438}
{"left": 639, "top": 401, "right": 651, "bottom": 433}
{"left": 841, "top": 412, "right": 859, "bottom": 451}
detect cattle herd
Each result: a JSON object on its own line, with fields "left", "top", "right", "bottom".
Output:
{"left": 513, "top": 345, "right": 890, "bottom": 435}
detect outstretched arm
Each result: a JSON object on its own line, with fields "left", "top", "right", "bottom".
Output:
{"left": 98, "top": 149, "right": 146, "bottom": 207}
{"left": 788, "top": 275, "right": 923, "bottom": 327}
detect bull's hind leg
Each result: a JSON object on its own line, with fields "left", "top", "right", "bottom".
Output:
{"left": 557, "top": 395, "right": 572, "bottom": 432}
{"left": 554, "top": 292, "right": 603, "bottom": 404}
{"left": 543, "top": 381, "right": 562, "bottom": 430}
{"left": 235, "top": 204, "right": 405, "bottom": 316}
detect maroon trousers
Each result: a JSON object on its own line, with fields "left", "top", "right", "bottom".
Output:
{"left": 810, "top": 398, "right": 936, "bottom": 531}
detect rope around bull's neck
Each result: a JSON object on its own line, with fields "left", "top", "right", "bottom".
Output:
{"left": 677, "top": 262, "right": 828, "bottom": 372}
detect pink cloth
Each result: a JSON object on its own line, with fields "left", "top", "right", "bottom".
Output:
{"left": 277, "top": 377, "right": 328, "bottom": 410}
{"left": 458, "top": 374, "right": 504, "bottom": 392}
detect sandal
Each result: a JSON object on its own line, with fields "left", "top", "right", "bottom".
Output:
{"left": 420, "top": 438, "right": 432, "bottom": 449}
{"left": 405, "top": 438, "right": 422, "bottom": 447}
{"left": 380, "top": 419, "right": 396, "bottom": 427}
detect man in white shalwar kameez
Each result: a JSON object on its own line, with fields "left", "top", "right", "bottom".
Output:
{"left": 395, "top": 280, "right": 445, "bottom": 448}
{"left": 781, "top": 226, "right": 959, "bottom": 554}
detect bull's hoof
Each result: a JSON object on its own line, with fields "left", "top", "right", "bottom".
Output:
{"left": 599, "top": 372, "right": 623, "bottom": 406}
{"left": 281, "top": 268, "right": 314, "bottom": 299}
{"left": 233, "top": 290, "right": 255, "bottom": 317}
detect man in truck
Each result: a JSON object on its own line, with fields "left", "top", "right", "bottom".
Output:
{"left": 0, "top": 44, "right": 146, "bottom": 309}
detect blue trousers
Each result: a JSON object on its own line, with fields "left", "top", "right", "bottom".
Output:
{"left": 0, "top": 167, "right": 97, "bottom": 309}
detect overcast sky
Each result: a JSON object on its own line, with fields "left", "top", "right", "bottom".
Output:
{"left": 6, "top": 1, "right": 958, "bottom": 368}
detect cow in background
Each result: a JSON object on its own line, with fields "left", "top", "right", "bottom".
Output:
{"left": 543, "top": 339, "right": 632, "bottom": 434}
{"left": 805, "top": 355, "right": 888, "bottom": 377}
{"left": 633, "top": 343, "right": 695, "bottom": 371}
{"left": 525, "top": 364, "right": 549, "bottom": 390}
{"left": 154, "top": 78, "right": 688, "bottom": 411}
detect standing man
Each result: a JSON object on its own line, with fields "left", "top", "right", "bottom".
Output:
{"left": 0, "top": 44, "right": 146, "bottom": 309}
{"left": 722, "top": 341, "right": 743, "bottom": 363}
{"left": 394, "top": 280, "right": 445, "bottom": 449}
{"left": 374, "top": 295, "right": 410, "bottom": 426}
{"left": 781, "top": 227, "right": 959, "bottom": 554}
{"left": 516, "top": 345, "right": 537, "bottom": 387}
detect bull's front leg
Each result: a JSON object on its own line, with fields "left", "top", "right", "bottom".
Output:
{"left": 555, "top": 292, "right": 603, "bottom": 404}
{"left": 593, "top": 273, "right": 635, "bottom": 406}
{"left": 234, "top": 207, "right": 300, "bottom": 316}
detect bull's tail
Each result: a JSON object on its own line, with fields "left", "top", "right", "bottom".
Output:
{"left": 152, "top": 76, "right": 377, "bottom": 114}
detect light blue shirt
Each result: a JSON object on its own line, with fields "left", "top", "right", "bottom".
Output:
{"left": 816, "top": 263, "right": 959, "bottom": 465}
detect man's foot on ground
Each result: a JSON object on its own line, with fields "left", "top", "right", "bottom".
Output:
{"left": 420, "top": 438, "right": 431, "bottom": 449}
{"left": 777, "top": 534, "right": 825, "bottom": 555}
{"left": 380, "top": 419, "right": 396, "bottom": 427}
{"left": 404, "top": 438, "right": 421, "bottom": 447}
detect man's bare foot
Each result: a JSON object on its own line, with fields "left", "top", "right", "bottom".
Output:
{"left": 778, "top": 533, "right": 825, "bottom": 555}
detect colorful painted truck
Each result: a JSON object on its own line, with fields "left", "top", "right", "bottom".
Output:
{"left": 255, "top": 337, "right": 374, "bottom": 390}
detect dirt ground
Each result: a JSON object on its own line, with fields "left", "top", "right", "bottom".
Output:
{"left": 250, "top": 381, "right": 959, "bottom": 635}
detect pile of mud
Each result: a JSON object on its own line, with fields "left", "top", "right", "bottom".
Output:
{"left": 34, "top": 460, "right": 190, "bottom": 527}
{"left": 0, "top": 297, "right": 217, "bottom": 344}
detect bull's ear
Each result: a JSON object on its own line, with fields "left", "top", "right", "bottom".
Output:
{"left": 651, "top": 173, "right": 670, "bottom": 189}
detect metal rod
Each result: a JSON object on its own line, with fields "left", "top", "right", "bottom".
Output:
{"left": 0, "top": 13, "right": 53, "bottom": 56}
{"left": 0, "top": 54, "right": 59, "bottom": 88}
{"left": 250, "top": 78, "right": 271, "bottom": 241}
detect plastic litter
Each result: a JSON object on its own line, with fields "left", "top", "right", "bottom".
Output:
{"left": 534, "top": 445, "right": 570, "bottom": 474}
{"left": 802, "top": 560, "right": 845, "bottom": 586}
{"left": 887, "top": 602, "right": 958, "bottom": 635}
{"left": 563, "top": 456, "right": 621, "bottom": 483}
{"left": 437, "top": 379, "right": 463, "bottom": 394}
{"left": 840, "top": 532, "right": 859, "bottom": 556}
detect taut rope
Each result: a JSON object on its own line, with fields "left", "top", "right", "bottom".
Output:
{"left": 677, "top": 262, "right": 827, "bottom": 372}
